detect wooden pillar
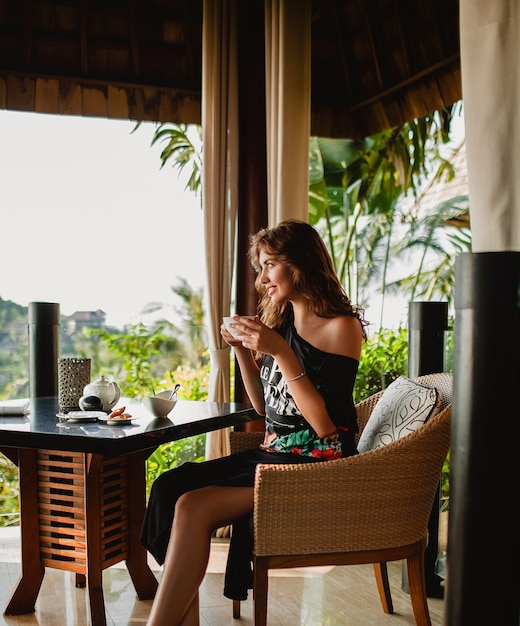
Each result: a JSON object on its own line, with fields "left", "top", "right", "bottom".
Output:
{"left": 234, "top": 0, "right": 268, "bottom": 425}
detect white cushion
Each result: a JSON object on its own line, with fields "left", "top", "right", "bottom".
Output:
{"left": 357, "top": 376, "right": 443, "bottom": 453}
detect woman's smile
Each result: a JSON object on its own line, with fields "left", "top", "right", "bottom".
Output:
{"left": 259, "top": 250, "right": 293, "bottom": 303}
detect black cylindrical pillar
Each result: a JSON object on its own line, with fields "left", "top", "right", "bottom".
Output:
{"left": 446, "top": 252, "right": 519, "bottom": 626}
{"left": 403, "top": 301, "right": 449, "bottom": 597}
{"left": 28, "top": 302, "right": 60, "bottom": 398}
{"left": 408, "top": 301, "right": 449, "bottom": 377}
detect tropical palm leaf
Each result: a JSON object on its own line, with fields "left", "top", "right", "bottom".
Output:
{"left": 150, "top": 123, "right": 203, "bottom": 201}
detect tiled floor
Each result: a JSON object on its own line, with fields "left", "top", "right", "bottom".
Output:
{"left": 0, "top": 527, "right": 446, "bottom": 625}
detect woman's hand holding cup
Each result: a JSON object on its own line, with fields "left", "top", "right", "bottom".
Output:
{"left": 221, "top": 315, "right": 256, "bottom": 346}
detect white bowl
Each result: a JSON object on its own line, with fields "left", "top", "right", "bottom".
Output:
{"left": 143, "top": 391, "right": 177, "bottom": 418}
{"left": 223, "top": 315, "right": 255, "bottom": 338}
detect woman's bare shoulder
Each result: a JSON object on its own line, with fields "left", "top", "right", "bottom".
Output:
{"left": 314, "top": 315, "right": 363, "bottom": 360}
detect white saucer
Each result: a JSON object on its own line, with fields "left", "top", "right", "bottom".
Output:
{"left": 98, "top": 416, "right": 136, "bottom": 425}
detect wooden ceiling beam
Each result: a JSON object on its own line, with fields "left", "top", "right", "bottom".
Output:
{"left": 0, "top": 0, "right": 461, "bottom": 138}
{"left": 129, "top": 0, "right": 140, "bottom": 79}
{"left": 358, "top": 0, "right": 383, "bottom": 93}
{"left": 80, "top": 0, "right": 87, "bottom": 76}
{"left": 348, "top": 52, "right": 460, "bottom": 113}
{"left": 328, "top": 0, "right": 353, "bottom": 102}
{"left": 391, "top": 0, "right": 411, "bottom": 79}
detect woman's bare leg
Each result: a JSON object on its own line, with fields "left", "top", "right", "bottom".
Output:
{"left": 178, "top": 592, "right": 199, "bottom": 626}
{"left": 146, "top": 485, "right": 254, "bottom": 626}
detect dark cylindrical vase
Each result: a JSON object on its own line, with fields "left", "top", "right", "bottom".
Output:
{"left": 28, "top": 302, "right": 60, "bottom": 398}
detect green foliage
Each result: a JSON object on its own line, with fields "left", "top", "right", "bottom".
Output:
{"left": 143, "top": 122, "right": 203, "bottom": 203}
{"left": 393, "top": 196, "right": 471, "bottom": 304}
{"left": 85, "top": 322, "right": 172, "bottom": 398}
{"left": 0, "top": 297, "right": 29, "bottom": 399}
{"left": 167, "top": 364, "right": 211, "bottom": 402}
{"left": 444, "top": 324, "right": 454, "bottom": 373}
{"left": 146, "top": 436, "right": 206, "bottom": 498}
{"left": 140, "top": 277, "right": 208, "bottom": 369}
{"left": 0, "top": 297, "right": 26, "bottom": 324}
{"left": 353, "top": 328, "right": 409, "bottom": 402}
{"left": 309, "top": 104, "right": 468, "bottom": 330}
{"left": 441, "top": 450, "right": 450, "bottom": 510}
{"left": 0, "top": 454, "right": 19, "bottom": 526}
{"left": 170, "top": 278, "right": 207, "bottom": 368}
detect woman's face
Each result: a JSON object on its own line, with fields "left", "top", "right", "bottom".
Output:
{"left": 258, "top": 248, "right": 295, "bottom": 305}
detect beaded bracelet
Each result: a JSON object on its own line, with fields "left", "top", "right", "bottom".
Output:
{"left": 286, "top": 371, "right": 306, "bottom": 382}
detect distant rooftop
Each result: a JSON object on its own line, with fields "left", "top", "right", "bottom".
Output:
{"left": 62, "top": 309, "right": 106, "bottom": 332}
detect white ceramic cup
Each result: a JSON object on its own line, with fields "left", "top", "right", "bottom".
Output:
{"left": 223, "top": 315, "right": 256, "bottom": 338}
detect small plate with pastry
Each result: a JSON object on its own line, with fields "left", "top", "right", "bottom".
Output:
{"left": 97, "top": 406, "right": 136, "bottom": 425}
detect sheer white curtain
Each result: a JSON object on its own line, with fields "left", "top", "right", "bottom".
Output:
{"left": 460, "top": 0, "right": 520, "bottom": 252}
{"left": 265, "top": 0, "right": 311, "bottom": 226}
{"left": 202, "top": 0, "right": 239, "bottom": 461}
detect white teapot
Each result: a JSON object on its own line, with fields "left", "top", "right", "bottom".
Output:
{"left": 83, "top": 375, "right": 121, "bottom": 412}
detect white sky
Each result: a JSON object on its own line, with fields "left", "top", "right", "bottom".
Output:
{"left": 0, "top": 110, "right": 205, "bottom": 328}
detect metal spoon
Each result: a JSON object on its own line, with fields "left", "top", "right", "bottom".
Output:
{"left": 168, "top": 384, "right": 181, "bottom": 401}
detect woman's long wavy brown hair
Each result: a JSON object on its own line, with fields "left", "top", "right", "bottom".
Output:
{"left": 248, "top": 219, "right": 367, "bottom": 339}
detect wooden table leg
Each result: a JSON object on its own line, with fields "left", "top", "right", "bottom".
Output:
{"left": 125, "top": 449, "right": 158, "bottom": 599}
{"left": 4, "top": 448, "right": 45, "bottom": 615}
{"left": 84, "top": 454, "right": 107, "bottom": 626}
{"left": 83, "top": 449, "right": 157, "bottom": 624}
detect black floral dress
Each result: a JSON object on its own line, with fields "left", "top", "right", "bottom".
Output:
{"left": 259, "top": 320, "right": 359, "bottom": 458}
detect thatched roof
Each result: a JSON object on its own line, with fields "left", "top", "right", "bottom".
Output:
{"left": 0, "top": 0, "right": 461, "bottom": 138}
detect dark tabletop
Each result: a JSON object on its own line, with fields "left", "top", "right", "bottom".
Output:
{"left": 0, "top": 397, "right": 261, "bottom": 456}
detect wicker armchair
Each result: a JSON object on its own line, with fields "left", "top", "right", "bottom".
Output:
{"left": 229, "top": 373, "right": 453, "bottom": 626}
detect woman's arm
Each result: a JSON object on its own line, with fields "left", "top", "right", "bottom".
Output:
{"left": 269, "top": 345, "right": 335, "bottom": 438}
{"left": 221, "top": 318, "right": 265, "bottom": 415}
